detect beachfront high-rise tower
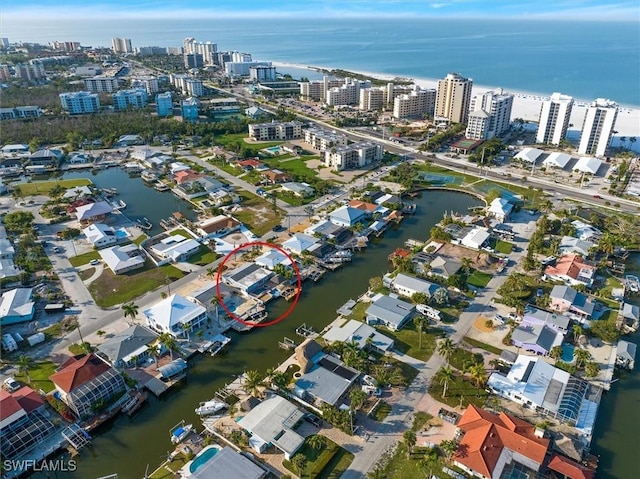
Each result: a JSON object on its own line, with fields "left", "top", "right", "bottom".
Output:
{"left": 435, "top": 73, "right": 473, "bottom": 124}
{"left": 111, "top": 38, "right": 132, "bottom": 54}
{"left": 536, "top": 92, "right": 574, "bottom": 145}
{"left": 466, "top": 91, "right": 514, "bottom": 140}
{"left": 578, "top": 99, "right": 619, "bottom": 157}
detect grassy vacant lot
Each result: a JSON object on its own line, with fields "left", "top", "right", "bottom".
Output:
{"left": 428, "top": 371, "right": 489, "bottom": 409}
{"left": 411, "top": 411, "right": 433, "bottom": 432}
{"left": 214, "top": 133, "right": 283, "bottom": 155}
{"left": 15, "top": 360, "right": 57, "bottom": 393}
{"left": 283, "top": 436, "right": 353, "bottom": 479}
{"left": 19, "top": 178, "right": 92, "bottom": 196}
{"left": 463, "top": 336, "right": 503, "bottom": 355}
{"left": 233, "top": 190, "right": 282, "bottom": 236}
{"left": 88, "top": 262, "right": 183, "bottom": 307}
{"left": 373, "top": 442, "right": 449, "bottom": 479}
{"left": 149, "top": 456, "right": 188, "bottom": 479}
{"left": 371, "top": 401, "right": 392, "bottom": 421}
{"left": 188, "top": 246, "right": 218, "bottom": 266}
{"left": 274, "top": 156, "right": 320, "bottom": 181}
{"left": 379, "top": 323, "right": 445, "bottom": 362}
{"left": 449, "top": 347, "right": 483, "bottom": 371}
{"left": 466, "top": 269, "right": 493, "bottom": 288}
{"left": 69, "top": 250, "right": 100, "bottom": 267}
{"left": 78, "top": 267, "right": 95, "bottom": 281}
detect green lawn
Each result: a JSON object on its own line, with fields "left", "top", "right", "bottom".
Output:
{"left": 428, "top": 371, "right": 489, "bottom": 409}
{"left": 371, "top": 442, "right": 449, "bottom": 479}
{"left": 463, "top": 336, "right": 504, "bottom": 355}
{"left": 371, "top": 401, "right": 392, "bottom": 421}
{"left": 149, "top": 456, "right": 188, "bottom": 479}
{"left": 211, "top": 161, "right": 243, "bottom": 176}
{"left": 283, "top": 436, "right": 353, "bottom": 479}
{"left": 495, "top": 239, "right": 514, "bottom": 254}
{"left": 78, "top": 267, "right": 95, "bottom": 281}
{"left": 275, "top": 157, "right": 320, "bottom": 181}
{"left": 132, "top": 235, "right": 147, "bottom": 246}
{"left": 19, "top": 178, "right": 92, "bottom": 196}
{"left": 15, "top": 360, "right": 57, "bottom": 393}
{"left": 411, "top": 411, "right": 433, "bottom": 432}
{"left": 69, "top": 250, "right": 101, "bottom": 267}
{"left": 187, "top": 246, "right": 218, "bottom": 266}
{"left": 233, "top": 190, "right": 283, "bottom": 236}
{"left": 318, "top": 447, "right": 354, "bottom": 479}
{"left": 346, "top": 302, "right": 369, "bottom": 321}
{"left": 449, "top": 347, "right": 483, "bottom": 371}
{"left": 88, "top": 262, "right": 183, "bottom": 307}
{"left": 214, "top": 133, "right": 283, "bottom": 155}
{"left": 466, "top": 269, "right": 493, "bottom": 288}
{"left": 378, "top": 323, "right": 444, "bottom": 362}
{"left": 169, "top": 228, "right": 194, "bottom": 238}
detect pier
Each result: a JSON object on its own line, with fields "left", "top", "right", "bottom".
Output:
{"left": 278, "top": 337, "right": 297, "bottom": 350}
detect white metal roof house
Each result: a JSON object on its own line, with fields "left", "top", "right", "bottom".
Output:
{"left": 365, "top": 293, "right": 415, "bottom": 331}
{"left": 188, "top": 446, "right": 267, "bottom": 479}
{"left": 99, "top": 244, "right": 145, "bottom": 274}
{"left": 150, "top": 234, "right": 201, "bottom": 262}
{"left": 514, "top": 147, "right": 543, "bottom": 164}
{"left": 282, "top": 233, "right": 319, "bottom": 255}
{"left": 573, "top": 157, "right": 602, "bottom": 175}
{"left": 322, "top": 319, "right": 394, "bottom": 353}
{"left": 0, "top": 259, "right": 19, "bottom": 279}
{"left": 461, "top": 227, "right": 491, "bottom": 250}
{"left": 0, "top": 288, "right": 35, "bottom": 326}
{"left": 223, "top": 262, "right": 273, "bottom": 295}
{"left": 487, "top": 197, "right": 514, "bottom": 223}
{"left": 75, "top": 201, "right": 114, "bottom": 222}
{"left": 143, "top": 294, "right": 207, "bottom": 338}
{"left": 237, "top": 395, "right": 305, "bottom": 460}
{"left": 558, "top": 236, "right": 595, "bottom": 257}
{"left": 281, "top": 182, "right": 315, "bottom": 197}
{"left": 82, "top": 223, "right": 118, "bottom": 249}
{"left": 255, "top": 249, "right": 292, "bottom": 270}
{"left": 389, "top": 273, "right": 439, "bottom": 299}
{"left": 329, "top": 206, "right": 366, "bottom": 228}
{"left": 0, "top": 238, "right": 15, "bottom": 259}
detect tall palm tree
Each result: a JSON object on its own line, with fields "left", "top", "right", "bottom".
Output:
{"left": 17, "top": 355, "right": 34, "bottom": 383}
{"left": 243, "top": 370, "right": 265, "bottom": 398}
{"left": 181, "top": 323, "right": 191, "bottom": 341}
{"left": 403, "top": 430, "right": 417, "bottom": 456}
{"left": 468, "top": 363, "right": 488, "bottom": 388}
{"left": 460, "top": 257, "right": 473, "bottom": 276}
{"left": 206, "top": 267, "right": 216, "bottom": 281}
{"left": 158, "top": 333, "right": 178, "bottom": 360}
{"left": 307, "top": 435, "right": 326, "bottom": 451}
{"left": 549, "top": 346, "right": 563, "bottom": 364}
{"left": 121, "top": 302, "right": 139, "bottom": 325}
{"left": 210, "top": 296, "right": 220, "bottom": 327}
{"left": 413, "top": 315, "right": 427, "bottom": 350}
{"left": 146, "top": 344, "right": 161, "bottom": 369}
{"left": 574, "top": 348, "right": 592, "bottom": 369}
{"left": 437, "top": 338, "right": 455, "bottom": 365}
{"left": 437, "top": 366, "right": 454, "bottom": 398}
{"left": 572, "top": 324, "right": 584, "bottom": 341}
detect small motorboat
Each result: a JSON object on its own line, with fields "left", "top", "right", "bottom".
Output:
{"left": 195, "top": 400, "right": 228, "bottom": 416}
{"left": 170, "top": 423, "right": 193, "bottom": 444}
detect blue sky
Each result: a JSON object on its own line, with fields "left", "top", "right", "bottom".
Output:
{"left": 2, "top": 0, "right": 639, "bottom": 20}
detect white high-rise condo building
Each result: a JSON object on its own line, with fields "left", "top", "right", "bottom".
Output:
{"left": 466, "top": 91, "right": 514, "bottom": 140}
{"left": 112, "top": 38, "right": 132, "bottom": 54}
{"left": 84, "top": 76, "right": 119, "bottom": 93}
{"left": 393, "top": 86, "right": 436, "bottom": 120}
{"left": 435, "top": 73, "right": 473, "bottom": 124}
{"left": 304, "top": 129, "right": 348, "bottom": 151}
{"left": 59, "top": 92, "right": 100, "bottom": 114}
{"left": 326, "top": 78, "right": 371, "bottom": 106}
{"left": 299, "top": 77, "right": 344, "bottom": 101}
{"left": 359, "top": 88, "right": 387, "bottom": 111}
{"left": 578, "top": 99, "right": 619, "bottom": 157}
{"left": 536, "top": 92, "right": 574, "bottom": 145}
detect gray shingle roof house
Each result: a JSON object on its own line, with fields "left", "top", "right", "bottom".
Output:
{"left": 615, "top": 340, "right": 636, "bottom": 370}
{"left": 329, "top": 206, "right": 366, "bottom": 227}
{"left": 511, "top": 323, "right": 563, "bottom": 356}
{"left": 365, "top": 293, "right": 415, "bottom": 331}
{"left": 294, "top": 355, "right": 360, "bottom": 407}
{"left": 96, "top": 325, "right": 158, "bottom": 368}
{"left": 549, "top": 285, "right": 595, "bottom": 318}
{"left": 429, "top": 255, "right": 461, "bottom": 279}
{"left": 322, "top": 319, "right": 394, "bottom": 353}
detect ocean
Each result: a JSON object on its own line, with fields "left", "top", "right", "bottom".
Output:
{"left": 4, "top": 17, "right": 640, "bottom": 106}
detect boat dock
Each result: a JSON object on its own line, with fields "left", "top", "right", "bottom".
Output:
{"left": 279, "top": 337, "right": 297, "bottom": 350}
{"left": 625, "top": 275, "right": 639, "bottom": 294}
{"left": 301, "top": 264, "right": 326, "bottom": 282}
{"left": 296, "top": 323, "right": 317, "bottom": 339}
{"left": 121, "top": 390, "right": 148, "bottom": 417}
{"left": 136, "top": 217, "right": 153, "bottom": 230}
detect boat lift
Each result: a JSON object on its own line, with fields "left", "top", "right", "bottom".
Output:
{"left": 296, "top": 323, "right": 317, "bottom": 339}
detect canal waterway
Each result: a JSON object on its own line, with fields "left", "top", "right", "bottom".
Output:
{"left": 34, "top": 189, "right": 479, "bottom": 479}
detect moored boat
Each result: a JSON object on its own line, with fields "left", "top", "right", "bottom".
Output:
{"left": 154, "top": 182, "right": 170, "bottom": 192}
{"left": 194, "top": 400, "right": 228, "bottom": 416}
{"left": 170, "top": 423, "right": 193, "bottom": 444}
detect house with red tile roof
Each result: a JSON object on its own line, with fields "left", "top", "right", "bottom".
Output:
{"left": 50, "top": 354, "right": 126, "bottom": 419}
{"left": 453, "top": 405, "right": 550, "bottom": 479}
{"left": 547, "top": 453, "right": 596, "bottom": 479}
{"left": 262, "top": 169, "right": 291, "bottom": 184}
{"left": 235, "top": 158, "right": 265, "bottom": 170}
{"left": 173, "top": 169, "right": 203, "bottom": 185}
{"left": 348, "top": 199, "right": 381, "bottom": 215}
{"left": 544, "top": 254, "right": 597, "bottom": 288}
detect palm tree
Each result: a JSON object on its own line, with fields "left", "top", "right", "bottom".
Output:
{"left": 549, "top": 345, "right": 563, "bottom": 364}
{"left": 243, "top": 370, "right": 265, "bottom": 398}
{"left": 291, "top": 455, "right": 307, "bottom": 476}
{"left": 159, "top": 333, "right": 178, "bottom": 360}
{"left": 206, "top": 267, "right": 216, "bottom": 281}
{"left": 437, "top": 338, "right": 455, "bottom": 365}
{"left": 210, "top": 296, "right": 220, "bottom": 327}
{"left": 468, "top": 363, "right": 488, "bottom": 388}
{"left": 403, "top": 430, "right": 417, "bottom": 456}
{"left": 17, "top": 355, "right": 34, "bottom": 383}
{"left": 147, "top": 344, "right": 161, "bottom": 369}
{"left": 349, "top": 388, "right": 368, "bottom": 411}
{"left": 440, "top": 439, "right": 459, "bottom": 462}
{"left": 574, "top": 348, "right": 592, "bottom": 369}
{"left": 307, "top": 435, "right": 326, "bottom": 451}
{"left": 572, "top": 324, "right": 584, "bottom": 341}
{"left": 270, "top": 371, "right": 290, "bottom": 392}
{"left": 121, "top": 302, "right": 139, "bottom": 325}
{"left": 181, "top": 323, "right": 191, "bottom": 341}
{"left": 49, "top": 184, "right": 66, "bottom": 202}
{"left": 461, "top": 257, "right": 473, "bottom": 276}
{"left": 413, "top": 316, "right": 427, "bottom": 350}
{"left": 437, "top": 366, "right": 454, "bottom": 398}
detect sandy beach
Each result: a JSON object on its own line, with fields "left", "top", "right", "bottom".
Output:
{"left": 273, "top": 61, "right": 640, "bottom": 149}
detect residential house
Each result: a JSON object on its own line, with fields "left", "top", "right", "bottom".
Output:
{"left": 549, "top": 285, "right": 596, "bottom": 319}
{"left": 329, "top": 206, "right": 366, "bottom": 228}
{"left": 523, "top": 306, "right": 571, "bottom": 333}
{"left": 281, "top": 182, "right": 314, "bottom": 198}
{"left": 0, "top": 238, "right": 15, "bottom": 259}
{"left": 388, "top": 247, "right": 411, "bottom": 262}
{"left": 82, "top": 223, "right": 119, "bottom": 249}
{"left": 282, "top": 233, "right": 319, "bottom": 255}
{"left": 1, "top": 386, "right": 56, "bottom": 461}
{"left": 237, "top": 396, "right": 305, "bottom": 460}
{"left": 262, "top": 169, "right": 290, "bottom": 184}
{"left": 305, "top": 220, "right": 352, "bottom": 243}
{"left": 487, "top": 355, "right": 600, "bottom": 438}
{"left": 322, "top": 319, "right": 394, "bottom": 353}
{"left": 487, "top": 197, "right": 514, "bottom": 223}
{"left": 244, "top": 106, "right": 270, "bottom": 120}
{"left": 174, "top": 176, "right": 226, "bottom": 200}
{"left": 195, "top": 215, "right": 241, "bottom": 240}
{"left": 99, "top": 244, "right": 145, "bottom": 274}
{"left": 429, "top": 255, "right": 462, "bottom": 279}
{"left": 387, "top": 273, "right": 439, "bottom": 299}
{"left": 511, "top": 322, "right": 563, "bottom": 356}
{"left": 0, "top": 259, "right": 19, "bottom": 280}
{"left": 150, "top": 235, "right": 201, "bottom": 262}
{"left": 544, "top": 254, "right": 597, "bottom": 288}
{"left": 223, "top": 263, "right": 273, "bottom": 295}
{"left": 571, "top": 221, "right": 602, "bottom": 242}
{"left": 615, "top": 340, "right": 636, "bottom": 370}
{"left": 144, "top": 294, "right": 207, "bottom": 338}
{"left": 0, "top": 288, "right": 35, "bottom": 326}
{"left": 75, "top": 201, "right": 113, "bottom": 224}
{"left": 621, "top": 303, "right": 639, "bottom": 330}
{"left": 294, "top": 354, "right": 360, "bottom": 407}
{"left": 348, "top": 200, "right": 383, "bottom": 216}
{"left": 365, "top": 293, "right": 415, "bottom": 331}
{"left": 96, "top": 325, "right": 159, "bottom": 369}
{"left": 255, "top": 250, "right": 292, "bottom": 270}
{"left": 235, "top": 158, "right": 265, "bottom": 171}
{"left": 173, "top": 169, "right": 203, "bottom": 185}
{"left": 547, "top": 453, "right": 596, "bottom": 479}
{"left": 559, "top": 236, "right": 595, "bottom": 257}
{"left": 460, "top": 227, "right": 491, "bottom": 250}
{"left": 452, "top": 405, "right": 550, "bottom": 479}
{"left": 187, "top": 446, "right": 267, "bottom": 479}
{"left": 29, "top": 148, "right": 62, "bottom": 167}
{"left": 50, "top": 354, "right": 126, "bottom": 419}
{"left": 62, "top": 185, "right": 93, "bottom": 199}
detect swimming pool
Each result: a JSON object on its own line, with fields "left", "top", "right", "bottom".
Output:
{"left": 115, "top": 229, "right": 129, "bottom": 239}
{"left": 264, "top": 146, "right": 281, "bottom": 155}
{"left": 189, "top": 446, "right": 220, "bottom": 473}
{"left": 561, "top": 344, "right": 575, "bottom": 363}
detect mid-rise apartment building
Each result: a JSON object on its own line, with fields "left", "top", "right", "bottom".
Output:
{"left": 156, "top": 92, "right": 173, "bottom": 117}
{"left": 111, "top": 37, "right": 132, "bottom": 54}
{"left": 112, "top": 89, "right": 148, "bottom": 110}
{"left": 465, "top": 91, "right": 514, "bottom": 140}
{"left": 184, "top": 78, "right": 204, "bottom": 97}
{"left": 435, "top": 72, "right": 473, "bottom": 124}
{"left": 0, "top": 106, "right": 42, "bottom": 120}
{"left": 181, "top": 98, "right": 199, "bottom": 122}
{"left": 323, "top": 142, "right": 383, "bottom": 171}
{"left": 536, "top": 92, "right": 574, "bottom": 145}
{"left": 578, "top": 98, "right": 619, "bottom": 157}
{"left": 300, "top": 76, "right": 345, "bottom": 101}
{"left": 304, "top": 128, "right": 348, "bottom": 151}
{"left": 84, "top": 76, "right": 119, "bottom": 93}
{"left": 249, "top": 66, "right": 277, "bottom": 83}
{"left": 0, "top": 65, "right": 10, "bottom": 82}
{"left": 184, "top": 53, "right": 203, "bottom": 69}
{"left": 132, "top": 76, "right": 159, "bottom": 95}
{"left": 136, "top": 46, "right": 167, "bottom": 56}
{"left": 59, "top": 91, "right": 100, "bottom": 114}
{"left": 225, "top": 61, "right": 271, "bottom": 77}
{"left": 326, "top": 78, "right": 371, "bottom": 106}
{"left": 249, "top": 121, "right": 303, "bottom": 141}
{"left": 51, "top": 41, "right": 81, "bottom": 52}
{"left": 393, "top": 86, "right": 437, "bottom": 120}
{"left": 15, "top": 63, "right": 45, "bottom": 81}
{"left": 184, "top": 39, "right": 217, "bottom": 65}
{"left": 359, "top": 87, "right": 387, "bottom": 111}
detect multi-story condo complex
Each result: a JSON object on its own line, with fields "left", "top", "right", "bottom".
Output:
{"left": 304, "top": 128, "right": 348, "bottom": 151}
{"left": 359, "top": 87, "right": 387, "bottom": 111}
{"left": 59, "top": 91, "right": 100, "bottom": 114}
{"left": 184, "top": 78, "right": 204, "bottom": 97}
{"left": 51, "top": 41, "right": 81, "bottom": 52}
{"left": 231, "top": 52, "right": 252, "bottom": 63}
{"left": 249, "top": 121, "right": 303, "bottom": 141}
{"left": 393, "top": 86, "right": 437, "bottom": 120}
{"left": 166, "top": 46, "right": 183, "bottom": 56}
{"left": 15, "top": 63, "right": 45, "bottom": 81}
{"left": 578, "top": 98, "right": 619, "bottom": 157}
{"left": 184, "top": 53, "right": 203, "bottom": 69}
{"left": 0, "top": 106, "right": 42, "bottom": 120}
{"left": 136, "top": 46, "right": 167, "bottom": 56}
{"left": 181, "top": 98, "right": 199, "bottom": 122}
{"left": 156, "top": 92, "right": 173, "bottom": 117}
{"left": 184, "top": 38, "right": 217, "bottom": 65}
{"left": 111, "top": 37, "right": 132, "bottom": 54}
{"left": 300, "top": 76, "right": 345, "bottom": 101}
{"left": 112, "top": 89, "right": 148, "bottom": 111}
{"left": 84, "top": 76, "right": 119, "bottom": 93}
{"left": 435, "top": 72, "right": 473, "bottom": 124}
{"left": 225, "top": 61, "right": 271, "bottom": 77}
{"left": 536, "top": 92, "right": 574, "bottom": 145}
{"left": 465, "top": 91, "right": 514, "bottom": 140}
{"left": 250, "top": 66, "right": 277, "bottom": 83}
{"left": 326, "top": 78, "right": 372, "bottom": 106}
{"left": 0, "top": 65, "right": 10, "bottom": 82}
{"left": 323, "top": 142, "right": 383, "bottom": 171}
{"left": 132, "top": 76, "right": 159, "bottom": 95}
{"left": 0, "top": 38, "right": 9, "bottom": 49}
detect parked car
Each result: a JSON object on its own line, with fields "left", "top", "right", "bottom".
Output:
{"left": 90, "top": 259, "right": 100, "bottom": 265}
{"left": 494, "top": 314, "right": 506, "bottom": 324}
{"left": 3, "top": 377, "right": 20, "bottom": 393}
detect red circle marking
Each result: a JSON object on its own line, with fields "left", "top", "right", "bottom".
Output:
{"left": 215, "top": 241, "right": 302, "bottom": 327}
